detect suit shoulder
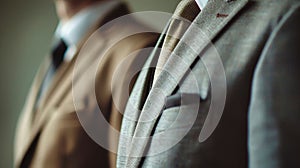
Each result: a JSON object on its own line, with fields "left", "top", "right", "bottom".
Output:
{"left": 243, "top": 0, "right": 300, "bottom": 31}
{"left": 249, "top": 0, "right": 300, "bottom": 15}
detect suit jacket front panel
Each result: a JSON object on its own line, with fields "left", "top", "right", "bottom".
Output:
{"left": 117, "top": 0, "right": 300, "bottom": 167}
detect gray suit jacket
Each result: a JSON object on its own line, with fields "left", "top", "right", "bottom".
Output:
{"left": 117, "top": 0, "right": 300, "bottom": 167}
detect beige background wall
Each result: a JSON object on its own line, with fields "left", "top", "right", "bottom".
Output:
{"left": 0, "top": 0, "right": 180, "bottom": 167}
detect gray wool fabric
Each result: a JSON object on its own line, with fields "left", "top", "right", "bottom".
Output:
{"left": 117, "top": 0, "right": 300, "bottom": 167}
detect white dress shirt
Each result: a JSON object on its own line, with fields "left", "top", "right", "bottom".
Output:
{"left": 54, "top": 0, "right": 119, "bottom": 61}
{"left": 195, "top": 0, "right": 209, "bottom": 10}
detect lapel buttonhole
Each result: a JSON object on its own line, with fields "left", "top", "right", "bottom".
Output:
{"left": 216, "top": 13, "right": 229, "bottom": 18}
{"left": 224, "top": 0, "right": 235, "bottom": 2}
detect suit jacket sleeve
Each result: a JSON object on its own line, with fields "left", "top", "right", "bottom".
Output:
{"left": 248, "top": 4, "right": 300, "bottom": 168}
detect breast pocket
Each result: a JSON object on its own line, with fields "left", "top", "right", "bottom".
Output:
{"left": 155, "top": 93, "right": 203, "bottom": 133}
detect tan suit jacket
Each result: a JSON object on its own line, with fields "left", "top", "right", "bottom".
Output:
{"left": 14, "top": 3, "right": 158, "bottom": 168}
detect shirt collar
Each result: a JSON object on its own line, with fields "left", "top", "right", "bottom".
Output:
{"left": 195, "top": 0, "right": 208, "bottom": 10}
{"left": 54, "top": 0, "right": 119, "bottom": 61}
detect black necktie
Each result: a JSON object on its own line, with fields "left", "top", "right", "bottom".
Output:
{"left": 51, "top": 39, "right": 68, "bottom": 70}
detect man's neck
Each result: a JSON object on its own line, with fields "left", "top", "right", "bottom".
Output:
{"left": 55, "top": 0, "right": 107, "bottom": 22}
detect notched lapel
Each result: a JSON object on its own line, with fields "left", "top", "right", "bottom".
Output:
{"left": 151, "top": 0, "right": 249, "bottom": 102}
{"left": 124, "top": 0, "right": 249, "bottom": 167}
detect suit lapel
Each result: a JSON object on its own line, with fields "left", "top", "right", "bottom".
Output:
{"left": 124, "top": 0, "right": 249, "bottom": 166}
{"left": 15, "top": 52, "right": 78, "bottom": 168}
{"left": 14, "top": 57, "right": 51, "bottom": 167}
{"left": 25, "top": 56, "right": 51, "bottom": 120}
{"left": 117, "top": 27, "right": 170, "bottom": 159}
{"left": 38, "top": 59, "right": 73, "bottom": 110}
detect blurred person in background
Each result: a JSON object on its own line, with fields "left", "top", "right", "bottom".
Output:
{"left": 14, "top": 0, "right": 157, "bottom": 167}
